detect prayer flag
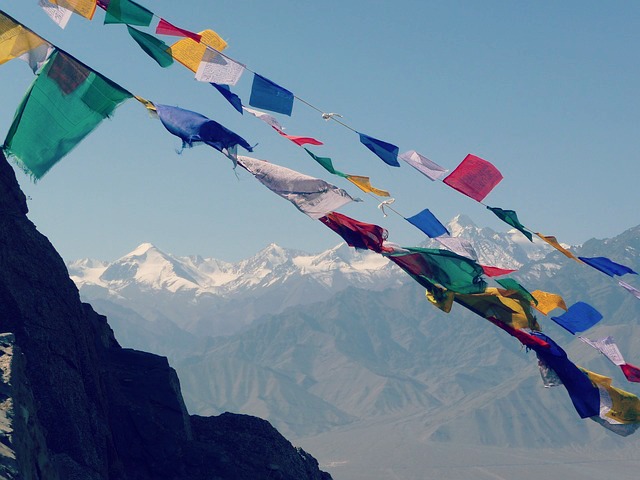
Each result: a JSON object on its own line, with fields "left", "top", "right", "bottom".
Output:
{"left": 496, "top": 278, "right": 536, "bottom": 305}
{"left": 551, "top": 301, "right": 603, "bottom": 334}
{"left": 211, "top": 83, "right": 243, "bottom": 114}
{"left": 346, "top": 175, "right": 390, "bottom": 197}
{"left": 482, "top": 316, "right": 547, "bottom": 348}
{"left": 425, "top": 288, "right": 455, "bottom": 313}
{"left": 249, "top": 74, "right": 294, "bottom": 116}
{"left": 195, "top": 48, "right": 245, "bottom": 85}
{"left": 383, "top": 246, "right": 487, "bottom": 294}
{"left": 243, "top": 106, "right": 284, "bottom": 131}
{"left": 619, "top": 281, "right": 640, "bottom": 300}
{"left": 304, "top": 148, "right": 347, "bottom": 177}
{"left": 40, "top": 0, "right": 73, "bottom": 28}
{"left": 579, "top": 336, "right": 625, "bottom": 366}
{"left": 399, "top": 150, "right": 447, "bottom": 180}
{"left": 530, "top": 290, "right": 567, "bottom": 315}
{"left": 538, "top": 357, "right": 563, "bottom": 387}
{"left": 621, "top": 364, "right": 640, "bottom": 383}
{"left": 454, "top": 288, "right": 540, "bottom": 330}
{"left": 155, "top": 104, "right": 252, "bottom": 156}
{"left": 49, "top": 0, "right": 97, "bottom": 19}
{"left": 0, "top": 13, "right": 47, "bottom": 65}
{"left": 237, "top": 156, "right": 356, "bottom": 219}
{"left": 582, "top": 368, "right": 640, "bottom": 424}
{"left": 3, "top": 50, "right": 132, "bottom": 179}
{"left": 443, "top": 154, "right": 503, "bottom": 202}
{"left": 578, "top": 256, "right": 637, "bottom": 277}
{"left": 104, "top": 0, "right": 152, "bottom": 26}
{"left": 18, "top": 43, "right": 54, "bottom": 74}
{"left": 276, "top": 129, "right": 323, "bottom": 147}
{"left": 170, "top": 30, "right": 227, "bottom": 72}
{"left": 536, "top": 233, "right": 581, "bottom": 262}
{"left": 405, "top": 209, "right": 449, "bottom": 238}
{"left": 126, "top": 26, "right": 173, "bottom": 68}
{"left": 481, "top": 265, "right": 517, "bottom": 277}
{"left": 487, "top": 206, "right": 533, "bottom": 241}
{"left": 358, "top": 132, "right": 400, "bottom": 167}
{"left": 434, "top": 236, "right": 478, "bottom": 260}
{"left": 319, "top": 212, "right": 390, "bottom": 253}
{"left": 156, "top": 18, "right": 202, "bottom": 42}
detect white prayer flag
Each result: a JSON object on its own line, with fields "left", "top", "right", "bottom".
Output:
{"left": 242, "top": 106, "right": 284, "bottom": 132}
{"left": 434, "top": 236, "right": 478, "bottom": 261}
{"left": 619, "top": 280, "right": 640, "bottom": 300}
{"left": 18, "top": 43, "right": 54, "bottom": 73}
{"left": 195, "top": 48, "right": 245, "bottom": 85}
{"left": 579, "top": 335, "right": 626, "bottom": 366}
{"left": 399, "top": 150, "right": 448, "bottom": 181}
{"left": 237, "top": 156, "right": 356, "bottom": 219}
{"left": 39, "top": 0, "right": 73, "bottom": 29}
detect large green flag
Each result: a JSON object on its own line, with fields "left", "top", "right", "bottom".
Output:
{"left": 3, "top": 50, "right": 132, "bottom": 179}
{"left": 384, "top": 246, "right": 487, "bottom": 294}
{"left": 105, "top": 0, "right": 154, "bottom": 26}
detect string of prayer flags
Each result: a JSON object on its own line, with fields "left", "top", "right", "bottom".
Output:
{"left": 550, "top": 301, "right": 603, "bottom": 334}
{"left": 126, "top": 26, "right": 173, "bottom": 68}
{"left": 154, "top": 104, "right": 252, "bottom": 158}
{"left": 0, "top": 12, "right": 48, "bottom": 65}
{"left": 619, "top": 281, "right": 640, "bottom": 300}
{"left": 496, "top": 278, "right": 537, "bottom": 305}
{"left": 49, "top": 0, "right": 97, "bottom": 20}
{"left": 249, "top": 73, "right": 294, "bottom": 116}
{"left": 443, "top": 154, "right": 503, "bottom": 202}
{"left": 358, "top": 132, "right": 400, "bottom": 167}
{"left": 104, "top": 0, "right": 152, "bottom": 26}
{"left": 236, "top": 155, "right": 357, "bottom": 219}
{"left": 211, "top": 83, "right": 243, "bottom": 114}
{"left": 39, "top": 0, "right": 73, "bottom": 29}
{"left": 487, "top": 206, "right": 533, "bottom": 241}
{"left": 535, "top": 233, "right": 581, "bottom": 262}
{"left": 155, "top": 18, "right": 202, "bottom": 42}
{"left": 399, "top": 150, "right": 448, "bottom": 181}
{"left": 3, "top": 49, "right": 132, "bottom": 179}
{"left": 195, "top": 49, "right": 245, "bottom": 85}
{"left": 406, "top": 209, "right": 449, "bottom": 238}
{"left": 170, "top": 30, "right": 227, "bottom": 72}
{"left": 578, "top": 256, "right": 637, "bottom": 278}
{"left": 482, "top": 265, "right": 517, "bottom": 277}
{"left": 454, "top": 288, "right": 540, "bottom": 330}
{"left": 319, "top": 212, "right": 391, "bottom": 253}
{"left": 530, "top": 290, "right": 567, "bottom": 315}
{"left": 383, "top": 246, "right": 487, "bottom": 295}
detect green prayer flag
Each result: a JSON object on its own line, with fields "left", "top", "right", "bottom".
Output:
{"left": 105, "top": 0, "right": 154, "bottom": 26}
{"left": 487, "top": 206, "right": 533, "bottom": 242}
{"left": 3, "top": 50, "right": 132, "bottom": 180}
{"left": 496, "top": 277, "right": 537, "bottom": 305}
{"left": 127, "top": 26, "right": 173, "bottom": 68}
{"left": 304, "top": 148, "right": 348, "bottom": 178}
{"left": 384, "top": 246, "right": 487, "bottom": 294}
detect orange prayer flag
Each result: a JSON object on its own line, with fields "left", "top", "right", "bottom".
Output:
{"left": 536, "top": 232, "right": 582, "bottom": 262}
{"left": 170, "top": 29, "right": 227, "bottom": 72}
{"left": 346, "top": 175, "right": 390, "bottom": 197}
{"left": 531, "top": 290, "right": 568, "bottom": 315}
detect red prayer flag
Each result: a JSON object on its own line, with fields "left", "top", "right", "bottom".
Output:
{"left": 155, "top": 18, "right": 202, "bottom": 43}
{"left": 443, "top": 154, "right": 503, "bottom": 202}
{"left": 485, "top": 316, "right": 549, "bottom": 349}
{"left": 621, "top": 363, "right": 640, "bottom": 383}
{"left": 276, "top": 129, "right": 323, "bottom": 146}
{"left": 482, "top": 265, "right": 517, "bottom": 277}
{"left": 319, "top": 212, "right": 390, "bottom": 253}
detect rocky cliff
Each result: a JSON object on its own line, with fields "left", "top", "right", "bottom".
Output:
{"left": 0, "top": 152, "right": 331, "bottom": 480}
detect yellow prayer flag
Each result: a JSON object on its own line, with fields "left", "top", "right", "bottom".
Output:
{"left": 346, "top": 175, "right": 390, "bottom": 197}
{"left": 582, "top": 368, "right": 640, "bottom": 424}
{"left": 0, "top": 13, "right": 47, "bottom": 65}
{"left": 530, "top": 290, "right": 568, "bottom": 315}
{"left": 425, "top": 288, "right": 455, "bottom": 313}
{"left": 134, "top": 95, "right": 157, "bottom": 112}
{"left": 170, "top": 29, "right": 228, "bottom": 72}
{"left": 50, "top": 0, "right": 97, "bottom": 20}
{"left": 536, "top": 232, "right": 582, "bottom": 262}
{"left": 455, "top": 287, "right": 540, "bottom": 331}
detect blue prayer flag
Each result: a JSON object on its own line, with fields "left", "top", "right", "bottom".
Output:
{"left": 406, "top": 209, "right": 449, "bottom": 238}
{"left": 358, "top": 132, "right": 400, "bottom": 167}
{"left": 551, "top": 301, "right": 603, "bottom": 335}
{"left": 211, "top": 83, "right": 243, "bottom": 114}
{"left": 249, "top": 73, "right": 294, "bottom": 116}
{"left": 578, "top": 256, "right": 637, "bottom": 277}
{"left": 155, "top": 104, "right": 252, "bottom": 154}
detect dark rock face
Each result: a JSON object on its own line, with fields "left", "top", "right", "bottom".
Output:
{"left": 0, "top": 153, "right": 331, "bottom": 480}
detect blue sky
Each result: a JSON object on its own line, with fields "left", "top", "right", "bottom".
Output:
{"left": 1, "top": 1, "right": 638, "bottom": 262}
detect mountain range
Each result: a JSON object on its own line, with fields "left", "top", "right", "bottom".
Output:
{"left": 68, "top": 217, "right": 640, "bottom": 480}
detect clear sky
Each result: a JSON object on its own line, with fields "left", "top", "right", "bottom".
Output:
{"left": 1, "top": 1, "right": 638, "bottom": 262}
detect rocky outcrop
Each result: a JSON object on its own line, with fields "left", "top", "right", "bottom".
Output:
{"left": 0, "top": 152, "right": 331, "bottom": 479}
